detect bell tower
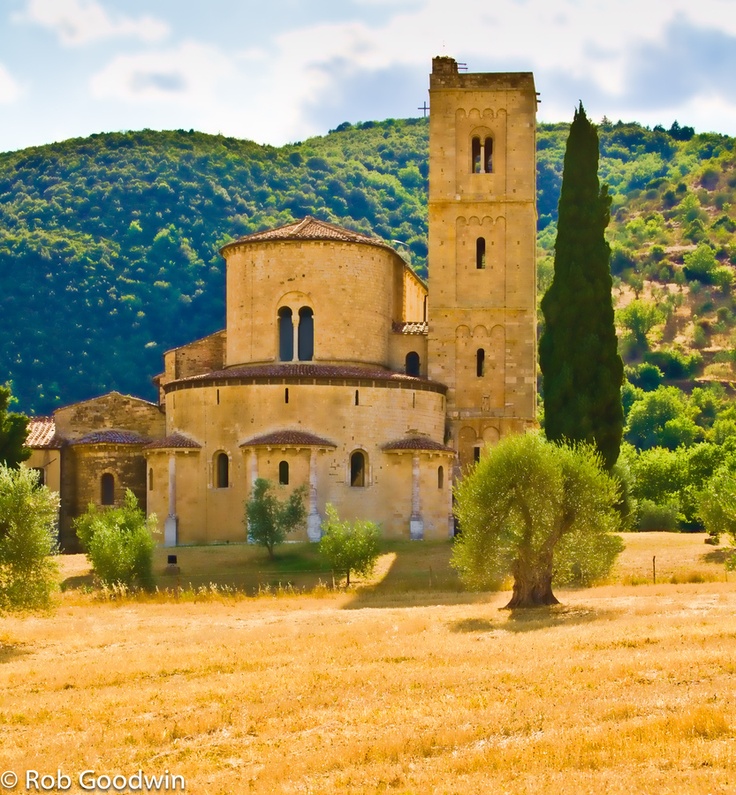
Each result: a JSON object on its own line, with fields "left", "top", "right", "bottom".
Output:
{"left": 427, "top": 56, "right": 538, "bottom": 468}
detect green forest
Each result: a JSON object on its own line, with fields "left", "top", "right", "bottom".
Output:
{"left": 2, "top": 117, "right": 736, "bottom": 466}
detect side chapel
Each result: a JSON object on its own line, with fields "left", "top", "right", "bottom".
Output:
{"left": 26, "top": 57, "right": 538, "bottom": 550}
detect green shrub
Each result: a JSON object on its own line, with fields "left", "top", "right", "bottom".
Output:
{"left": 75, "top": 490, "right": 158, "bottom": 588}
{"left": 0, "top": 465, "right": 59, "bottom": 610}
{"left": 644, "top": 349, "right": 702, "bottom": 379}
{"left": 637, "top": 499, "right": 680, "bottom": 531}
{"left": 628, "top": 362, "right": 663, "bottom": 391}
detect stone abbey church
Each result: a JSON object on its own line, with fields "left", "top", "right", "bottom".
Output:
{"left": 27, "top": 57, "right": 538, "bottom": 550}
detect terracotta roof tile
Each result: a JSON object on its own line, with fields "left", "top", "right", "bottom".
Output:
{"left": 382, "top": 436, "right": 456, "bottom": 453}
{"left": 71, "top": 430, "right": 149, "bottom": 446}
{"left": 240, "top": 430, "right": 336, "bottom": 448}
{"left": 222, "top": 216, "right": 396, "bottom": 253}
{"left": 143, "top": 433, "right": 202, "bottom": 450}
{"left": 26, "top": 417, "right": 62, "bottom": 448}
{"left": 168, "top": 363, "right": 442, "bottom": 389}
{"left": 392, "top": 321, "right": 429, "bottom": 335}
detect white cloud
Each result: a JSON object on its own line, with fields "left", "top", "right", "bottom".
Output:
{"left": 90, "top": 42, "right": 234, "bottom": 106}
{"left": 227, "top": 0, "right": 736, "bottom": 142}
{"left": 15, "top": 0, "right": 169, "bottom": 46}
{"left": 0, "top": 63, "right": 22, "bottom": 104}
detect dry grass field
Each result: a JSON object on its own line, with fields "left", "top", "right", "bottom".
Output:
{"left": 1, "top": 533, "right": 734, "bottom": 794}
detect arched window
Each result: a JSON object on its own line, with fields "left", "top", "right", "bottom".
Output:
{"left": 148, "top": 467, "right": 153, "bottom": 491}
{"left": 471, "top": 136, "right": 481, "bottom": 173}
{"left": 279, "top": 460, "right": 289, "bottom": 486}
{"left": 298, "top": 306, "right": 314, "bottom": 361}
{"left": 471, "top": 136, "right": 493, "bottom": 173}
{"left": 405, "top": 351, "right": 420, "bottom": 377}
{"left": 278, "top": 307, "right": 294, "bottom": 361}
{"left": 101, "top": 473, "right": 114, "bottom": 506}
{"left": 484, "top": 137, "right": 494, "bottom": 173}
{"left": 438, "top": 466, "right": 444, "bottom": 489}
{"left": 476, "top": 237, "right": 486, "bottom": 269}
{"left": 215, "top": 452, "right": 229, "bottom": 489}
{"left": 476, "top": 348, "right": 485, "bottom": 377}
{"left": 350, "top": 451, "right": 366, "bottom": 487}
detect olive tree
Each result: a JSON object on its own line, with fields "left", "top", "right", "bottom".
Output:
{"left": 452, "top": 433, "right": 623, "bottom": 608}
{"left": 245, "top": 478, "right": 307, "bottom": 559}
{"left": 319, "top": 504, "right": 381, "bottom": 587}
{"left": 699, "top": 467, "right": 736, "bottom": 569}
{"left": 0, "top": 465, "right": 59, "bottom": 610}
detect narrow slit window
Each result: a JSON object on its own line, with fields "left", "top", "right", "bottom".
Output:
{"left": 438, "top": 466, "right": 444, "bottom": 489}
{"left": 216, "top": 452, "right": 229, "bottom": 489}
{"left": 355, "top": 389, "right": 360, "bottom": 406}
{"left": 278, "top": 307, "right": 294, "bottom": 361}
{"left": 405, "top": 351, "right": 420, "bottom": 377}
{"left": 298, "top": 306, "right": 314, "bottom": 361}
{"left": 148, "top": 467, "right": 153, "bottom": 491}
{"left": 350, "top": 451, "right": 366, "bottom": 487}
{"left": 471, "top": 136, "right": 481, "bottom": 173}
{"left": 285, "top": 387, "right": 289, "bottom": 404}
{"left": 216, "top": 389, "right": 220, "bottom": 405}
{"left": 101, "top": 473, "right": 114, "bottom": 505}
{"left": 476, "top": 348, "right": 485, "bottom": 377}
{"left": 484, "top": 137, "right": 493, "bottom": 173}
{"left": 476, "top": 237, "right": 486, "bottom": 270}
{"left": 279, "top": 461, "right": 289, "bottom": 486}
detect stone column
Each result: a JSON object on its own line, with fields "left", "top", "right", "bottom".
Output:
{"left": 250, "top": 449, "right": 258, "bottom": 486}
{"left": 247, "top": 450, "right": 258, "bottom": 543}
{"left": 447, "top": 458, "right": 456, "bottom": 538}
{"left": 164, "top": 454, "right": 178, "bottom": 547}
{"left": 409, "top": 453, "right": 424, "bottom": 540}
{"left": 307, "top": 448, "right": 322, "bottom": 542}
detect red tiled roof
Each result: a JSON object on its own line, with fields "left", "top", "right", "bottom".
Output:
{"left": 143, "top": 433, "right": 202, "bottom": 450}
{"left": 392, "top": 321, "right": 428, "bottom": 335}
{"left": 26, "top": 417, "right": 62, "bottom": 449}
{"left": 168, "top": 363, "right": 444, "bottom": 390}
{"left": 240, "top": 430, "right": 336, "bottom": 448}
{"left": 382, "top": 436, "right": 456, "bottom": 453}
{"left": 221, "top": 216, "right": 396, "bottom": 254}
{"left": 71, "top": 430, "right": 149, "bottom": 446}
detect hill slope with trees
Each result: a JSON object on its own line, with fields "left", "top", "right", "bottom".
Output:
{"left": 1, "top": 118, "right": 735, "bottom": 416}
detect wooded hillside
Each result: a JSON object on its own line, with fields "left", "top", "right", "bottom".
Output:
{"left": 1, "top": 118, "right": 734, "bottom": 415}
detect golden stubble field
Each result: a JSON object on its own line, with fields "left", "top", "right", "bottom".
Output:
{"left": 0, "top": 533, "right": 734, "bottom": 794}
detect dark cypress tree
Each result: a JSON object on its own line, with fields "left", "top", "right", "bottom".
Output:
{"left": 539, "top": 104, "right": 624, "bottom": 470}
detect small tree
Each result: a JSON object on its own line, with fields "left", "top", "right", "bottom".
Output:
{"left": 0, "top": 384, "right": 30, "bottom": 468}
{"left": 319, "top": 504, "right": 381, "bottom": 587}
{"left": 0, "top": 465, "right": 59, "bottom": 610}
{"left": 245, "top": 478, "right": 307, "bottom": 559}
{"left": 617, "top": 299, "right": 664, "bottom": 354}
{"left": 698, "top": 467, "right": 736, "bottom": 569}
{"left": 451, "top": 434, "right": 622, "bottom": 608}
{"left": 75, "top": 490, "right": 158, "bottom": 588}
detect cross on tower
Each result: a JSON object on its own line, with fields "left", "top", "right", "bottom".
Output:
{"left": 418, "top": 101, "right": 429, "bottom": 117}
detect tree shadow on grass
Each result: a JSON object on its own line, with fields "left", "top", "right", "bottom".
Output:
{"left": 702, "top": 547, "right": 733, "bottom": 566}
{"left": 60, "top": 573, "right": 95, "bottom": 591}
{"left": 0, "top": 642, "right": 31, "bottom": 664}
{"left": 447, "top": 605, "right": 616, "bottom": 635}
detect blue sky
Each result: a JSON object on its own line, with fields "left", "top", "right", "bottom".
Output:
{"left": 1, "top": 0, "right": 736, "bottom": 153}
